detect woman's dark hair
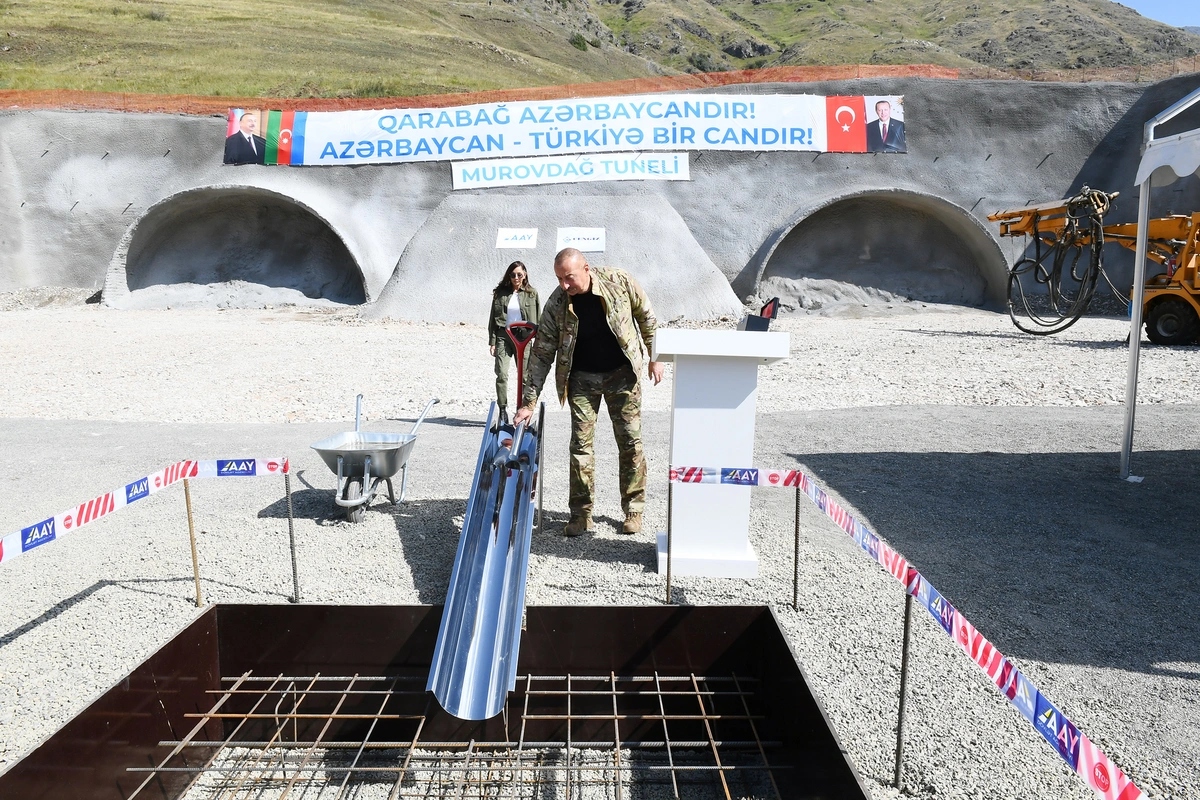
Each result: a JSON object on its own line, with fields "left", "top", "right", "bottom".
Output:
{"left": 494, "top": 260, "right": 534, "bottom": 295}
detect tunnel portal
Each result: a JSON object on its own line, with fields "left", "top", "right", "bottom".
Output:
{"left": 760, "top": 192, "right": 1005, "bottom": 310}
{"left": 123, "top": 187, "right": 366, "bottom": 306}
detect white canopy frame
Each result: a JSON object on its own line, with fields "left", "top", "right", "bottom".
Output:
{"left": 1121, "top": 86, "right": 1200, "bottom": 480}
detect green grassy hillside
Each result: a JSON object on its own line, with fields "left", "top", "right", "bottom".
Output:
{"left": 0, "top": 0, "right": 661, "bottom": 96}
{"left": 0, "top": 0, "right": 1196, "bottom": 97}
{"left": 596, "top": 0, "right": 1200, "bottom": 74}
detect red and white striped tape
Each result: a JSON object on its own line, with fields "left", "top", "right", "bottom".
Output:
{"left": 0, "top": 457, "right": 288, "bottom": 568}
{"left": 668, "top": 465, "right": 1142, "bottom": 800}
{"left": 668, "top": 466, "right": 805, "bottom": 487}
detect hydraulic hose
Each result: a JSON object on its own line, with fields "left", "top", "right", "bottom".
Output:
{"left": 1007, "top": 187, "right": 1126, "bottom": 336}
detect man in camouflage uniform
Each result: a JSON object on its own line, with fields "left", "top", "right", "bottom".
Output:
{"left": 514, "top": 248, "right": 663, "bottom": 536}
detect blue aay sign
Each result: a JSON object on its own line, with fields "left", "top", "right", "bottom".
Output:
{"left": 1034, "top": 694, "right": 1081, "bottom": 770}
{"left": 126, "top": 477, "right": 150, "bottom": 503}
{"left": 861, "top": 530, "right": 881, "bottom": 560}
{"left": 720, "top": 468, "right": 759, "bottom": 486}
{"left": 21, "top": 518, "right": 55, "bottom": 552}
{"left": 217, "top": 459, "right": 257, "bottom": 476}
{"left": 919, "top": 581, "right": 956, "bottom": 636}
{"left": 1010, "top": 671, "right": 1038, "bottom": 723}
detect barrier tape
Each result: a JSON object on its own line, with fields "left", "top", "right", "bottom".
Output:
{"left": 0, "top": 457, "right": 289, "bottom": 568}
{"left": 669, "top": 466, "right": 1142, "bottom": 800}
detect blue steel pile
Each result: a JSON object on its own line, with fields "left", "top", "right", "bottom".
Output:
{"left": 428, "top": 402, "right": 544, "bottom": 720}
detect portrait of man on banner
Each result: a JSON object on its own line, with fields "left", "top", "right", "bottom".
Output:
{"left": 224, "top": 108, "right": 267, "bottom": 165}
{"left": 865, "top": 96, "right": 906, "bottom": 153}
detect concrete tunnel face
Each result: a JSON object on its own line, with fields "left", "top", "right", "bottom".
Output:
{"left": 761, "top": 193, "right": 1006, "bottom": 309}
{"left": 124, "top": 187, "right": 366, "bottom": 305}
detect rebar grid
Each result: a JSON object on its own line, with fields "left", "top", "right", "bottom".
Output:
{"left": 130, "top": 671, "right": 787, "bottom": 800}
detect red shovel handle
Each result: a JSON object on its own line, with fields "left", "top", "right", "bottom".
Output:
{"left": 506, "top": 322, "right": 538, "bottom": 410}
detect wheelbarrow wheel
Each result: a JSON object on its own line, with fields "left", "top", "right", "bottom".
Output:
{"left": 343, "top": 478, "right": 365, "bottom": 523}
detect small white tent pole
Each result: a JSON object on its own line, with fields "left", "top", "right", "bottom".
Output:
{"left": 1120, "top": 183, "right": 1151, "bottom": 480}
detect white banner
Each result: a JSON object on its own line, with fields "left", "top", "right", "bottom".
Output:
{"left": 282, "top": 93, "right": 836, "bottom": 166}
{"left": 557, "top": 228, "right": 605, "bottom": 252}
{"left": 495, "top": 228, "right": 538, "bottom": 249}
{"left": 452, "top": 152, "right": 688, "bottom": 189}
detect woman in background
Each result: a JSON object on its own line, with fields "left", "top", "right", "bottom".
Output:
{"left": 489, "top": 260, "right": 540, "bottom": 425}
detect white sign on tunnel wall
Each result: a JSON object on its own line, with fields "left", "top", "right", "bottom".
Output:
{"left": 453, "top": 152, "right": 689, "bottom": 189}
{"left": 556, "top": 228, "right": 605, "bottom": 252}
{"left": 495, "top": 228, "right": 538, "bottom": 249}
{"left": 222, "top": 95, "right": 906, "bottom": 167}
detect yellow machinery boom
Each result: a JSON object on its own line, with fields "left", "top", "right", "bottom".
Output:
{"left": 989, "top": 189, "right": 1200, "bottom": 344}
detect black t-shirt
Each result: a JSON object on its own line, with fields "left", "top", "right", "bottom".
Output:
{"left": 570, "top": 288, "right": 629, "bottom": 373}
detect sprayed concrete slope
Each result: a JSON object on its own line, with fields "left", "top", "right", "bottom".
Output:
{"left": 1, "top": 75, "right": 1198, "bottom": 315}
{"left": 367, "top": 193, "right": 742, "bottom": 323}
{"left": 0, "top": 109, "right": 443, "bottom": 303}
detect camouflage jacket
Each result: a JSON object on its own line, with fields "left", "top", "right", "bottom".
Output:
{"left": 521, "top": 267, "right": 657, "bottom": 407}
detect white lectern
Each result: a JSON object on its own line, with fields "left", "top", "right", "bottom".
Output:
{"left": 651, "top": 329, "right": 790, "bottom": 578}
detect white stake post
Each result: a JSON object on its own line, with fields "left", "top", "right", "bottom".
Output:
{"left": 1120, "top": 183, "right": 1150, "bottom": 481}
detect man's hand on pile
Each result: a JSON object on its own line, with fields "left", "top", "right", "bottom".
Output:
{"left": 513, "top": 405, "right": 535, "bottom": 426}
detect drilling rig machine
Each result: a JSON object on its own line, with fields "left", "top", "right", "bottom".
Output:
{"left": 989, "top": 188, "right": 1200, "bottom": 344}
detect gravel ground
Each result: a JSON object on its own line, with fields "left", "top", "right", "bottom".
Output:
{"left": 0, "top": 297, "right": 1198, "bottom": 799}
{"left": 1, "top": 299, "right": 1198, "bottom": 424}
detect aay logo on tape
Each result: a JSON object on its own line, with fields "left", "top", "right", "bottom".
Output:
{"left": 20, "top": 518, "right": 56, "bottom": 552}
{"left": 1, "top": 456, "right": 289, "bottom": 568}
{"left": 126, "top": 477, "right": 150, "bottom": 504}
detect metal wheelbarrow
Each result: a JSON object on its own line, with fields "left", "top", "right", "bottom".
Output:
{"left": 310, "top": 395, "right": 439, "bottom": 522}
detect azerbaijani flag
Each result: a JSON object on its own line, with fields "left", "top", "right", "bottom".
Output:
{"left": 264, "top": 110, "right": 307, "bottom": 165}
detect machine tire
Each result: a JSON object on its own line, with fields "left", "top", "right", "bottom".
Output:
{"left": 344, "top": 478, "right": 365, "bottom": 523}
{"left": 1145, "top": 298, "right": 1200, "bottom": 346}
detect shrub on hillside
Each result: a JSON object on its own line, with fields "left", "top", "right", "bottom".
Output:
{"left": 687, "top": 51, "right": 727, "bottom": 72}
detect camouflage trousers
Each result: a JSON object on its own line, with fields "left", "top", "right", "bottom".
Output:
{"left": 567, "top": 365, "right": 646, "bottom": 518}
{"left": 493, "top": 339, "right": 530, "bottom": 407}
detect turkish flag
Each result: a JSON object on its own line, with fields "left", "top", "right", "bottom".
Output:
{"left": 825, "top": 96, "right": 866, "bottom": 153}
